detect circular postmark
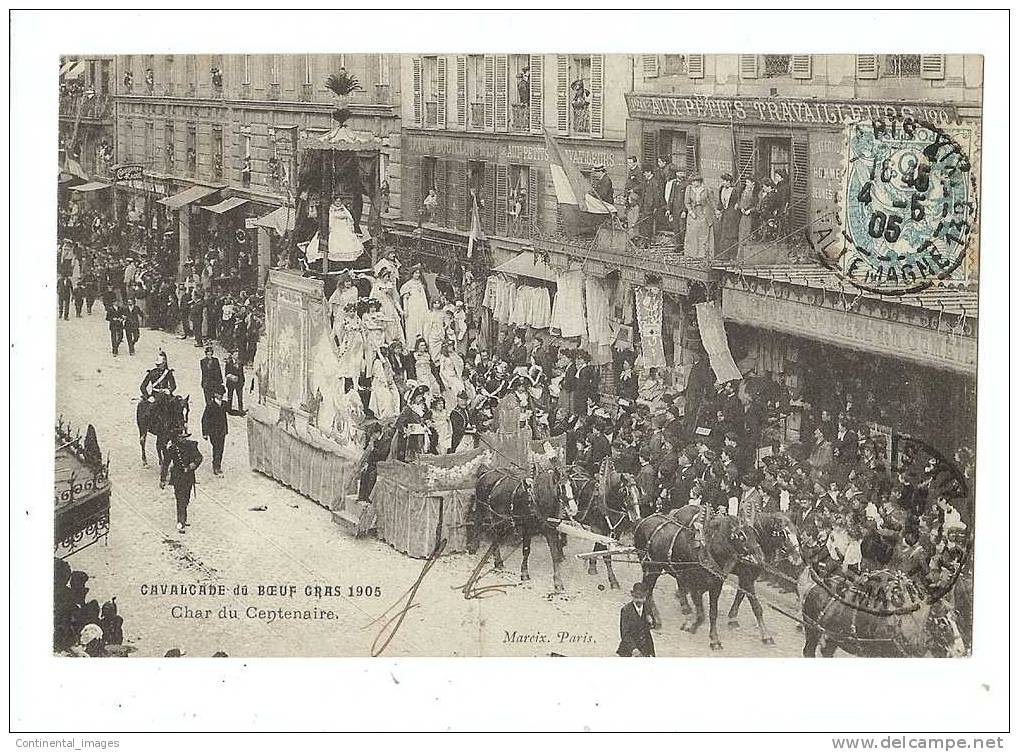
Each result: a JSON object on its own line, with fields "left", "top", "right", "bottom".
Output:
{"left": 802, "top": 436, "right": 972, "bottom": 619}
{"left": 809, "top": 118, "right": 978, "bottom": 295}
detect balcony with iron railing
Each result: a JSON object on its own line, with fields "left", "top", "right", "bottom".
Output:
{"left": 58, "top": 92, "right": 113, "bottom": 121}
{"left": 268, "top": 82, "right": 281, "bottom": 101}
{"left": 510, "top": 103, "right": 530, "bottom": 132}
{"left": 374, "top": 84, "right": 390, "bottom": 104}
{"left": 424, "top": 101, "right": 439, "bottom": 127}
{"left": 468, "top": 102, "right": 485, "bottom": 130}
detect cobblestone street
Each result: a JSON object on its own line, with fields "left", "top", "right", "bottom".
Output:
{"left": 56, "top": 308, "right": 806, "bottom": 658}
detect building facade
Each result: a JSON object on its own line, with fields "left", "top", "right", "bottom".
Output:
{"left": 112, "top": 53, "right": 402, "bottom": 283}
{"left": 628, "top": 54, "right": 981, "bottom": 453}
{"left": 59, "top": 55, "right": 115, "bottom": 179}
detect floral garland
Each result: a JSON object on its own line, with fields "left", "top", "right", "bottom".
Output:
{"left": 424, "top": 451, "right": 493, "bottom": 490}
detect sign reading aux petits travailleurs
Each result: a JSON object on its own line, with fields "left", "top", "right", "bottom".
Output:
{"left": 625, "top": 93, "right": 960, "bottom": 127}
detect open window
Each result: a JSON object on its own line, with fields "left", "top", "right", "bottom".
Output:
{"left": 509, "top": 54, "right": 530, "bottom": 132}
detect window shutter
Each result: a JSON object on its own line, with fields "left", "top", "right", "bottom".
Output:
{"left": 482, "top": 163, "right": 496, "bottom": 230}
{"left": 455, "top": 56, "right": 467, "bottom": 129}
{"left": 739, "top": 54, "right": 759, "bottom": 79}
{"left": 685, "top": 132, "right": 699, "bottom": 175}
{"left": 435, "top": 159, "right": 449, "bottom": 226}
{"left": 555, "top": 54, "right": 569, "bottom": 135}
{"left": 856, "top": 55, "right": 879, "bottom": 80}
{"left": 483, "top": 55, "right": 495, "bottom": 131}
{"left": 404, "top": 156, "right": 421, "bottom": 222}
{"left": 791, "top": 133, "right": 809, "bottom": 235}
{"left": 642, "top": 55, "right": 659, "bottom": 79}
{"left": 494, "top": 55, "right": 509, "bottom": 132}
{"left": 641, "top": 128, "right": 658, "bottom": 167}
{"left": 790, "top": 55, "right": 812, "bottom": 80}
{"left": 436, "top": 56, "right": 448, "bottom": 129}
{"left": 736, "top": 135, "right": 755, "bottom": 181}
{"left": 412, "top": 57, "right": 423, "bottom": 127}
{"left": 529, "top": 54, "right": 544, "bottom": 134}
{"left": 495, "top": 164, "right": 509, "bottom": 235}
{"left": 687, "top": 54, "right": 705, "bottom": 79}
{"left": 528, "top": 166, "right": 540, "bottom": 232}
{"left": 449, "top": 161, "right": 467, "bottom": 231}
{"left": 920, "top": 54, "right": 946, "bottom": 80}
{"left": 590, "top": 54, "right": 604, "bottom": 138}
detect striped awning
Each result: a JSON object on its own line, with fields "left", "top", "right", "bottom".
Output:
{"left": 157, "top": 185, "right": 220, "bottom": 211}
{"left": 67, "top": 181, "right": 112, "bottom": 192}
{"left": 201, "top": 197, "right": 249, "bottom": 214}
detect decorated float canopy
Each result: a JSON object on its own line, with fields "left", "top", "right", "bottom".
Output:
{"left": 54, "top": 420, "right": 111, "bottom": 558}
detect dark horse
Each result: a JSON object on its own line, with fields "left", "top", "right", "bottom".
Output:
{"left": 562, "top": 461, "right": 643, "bottom": 590}
{"left": 472, "top": 465, "right": 565, "bottom": 592}
{"left": 798, "top": 568, "right": 966, "bottom": 657}
{"left": 633, "top": 507, "right": 764, "bottom": 650}
{"left": 721, "top": 510, "right": 802, "bottom": 645}
{"left": 136, "top": 395, "right": 190, "bottom": 469}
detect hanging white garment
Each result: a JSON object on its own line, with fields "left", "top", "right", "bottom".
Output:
{"left": 550, "top": 270, "right": 586, "bottom": 338}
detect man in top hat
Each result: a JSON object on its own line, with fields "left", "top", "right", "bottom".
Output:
{"left": 573, "top": 350, "right": 599, "bottom": 416}
{"left": 617, "top": 582, "right": 656, "bottom": 657}
{"left": 160, "top": 424, "right": 204, "bottom": 533}
{"left": 201, "top": 383, "right": 230, "bottom": 476}
{"left": 590, "top": 164, "right": 614, "bottom": 205}
{"left": 122, "top": 297, "right": 144, "bottom": 356}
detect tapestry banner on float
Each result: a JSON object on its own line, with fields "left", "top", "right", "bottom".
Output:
{"left": 695, "top": 300, "right": 742, "bottom": 383}
{"left": 634, "top": 285, "right": 666, "bottom": 368}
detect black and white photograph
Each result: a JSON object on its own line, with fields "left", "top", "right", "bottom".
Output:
{"left": 9, "top": 7, "right": 1011, "bottom": 742}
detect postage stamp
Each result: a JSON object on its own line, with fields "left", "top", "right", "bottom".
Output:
{"left": 810, "top": 117, "right": 979, "bottom": 295}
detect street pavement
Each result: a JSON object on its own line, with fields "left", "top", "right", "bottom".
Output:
{"left": 56, "top": 307, "right": 807, "bottom": 658}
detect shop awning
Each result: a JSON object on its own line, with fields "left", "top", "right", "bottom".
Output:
{"left": 59, "top": 60, "right": 74, "bottom": 76}
{"left": 67, "top": 181, "right": 112, "bottom": 192}
{"left": 201, "top": 196, "right": 249, "bottom": 214}
{"left": 63, "top": 60, "right": 87, "bottom": 80}
{"left": 157, "top": 185, "right": 220, "bottom": 211}
{"left": 492, "top": 251, "right": 563, "bottom": 283}
{"left": 247, "top": 204, "right": 296, "bottom": 235}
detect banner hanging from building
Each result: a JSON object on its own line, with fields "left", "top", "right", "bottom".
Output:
{"left": 695, "top": 301, "right": 742, "bottom": 384}
{"left": 634, "top": 286, "right": 666, "bottom": 368}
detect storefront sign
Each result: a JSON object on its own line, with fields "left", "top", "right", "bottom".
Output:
{"left": 721, "top": 287, "right": 976, "bottom": 375}
{"left": 625, "top": 93, "right": 959, "bottom": 127}
{"left": 406, "top": 135, "right": 619, "bottom": 168}
{"left": 113, "top": 163, "right": 145, "bottom": 181}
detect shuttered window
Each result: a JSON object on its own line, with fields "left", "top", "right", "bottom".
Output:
{"left": 528, "top": 166, "right": 541, "bottom": 232}
{"left": 436, "top": 56, "right": 448, "bottom": 129}
{"left": 685, "top": 132, "right": 698, "bottom": 176}
{"left": 687, "top": 54, "right": 705, "bottom": 79}
{"left": 790, "top": 55, "right": 812, "bottom": 80}
{"left": 455, "top": 56, "right": 467, "bottom": 129}
{"left": 790, "top": 134, "right": 809, "bottom": 235}
{"left": 404, "top": 156, "right": 421, "bottom": 223}
{"left": 739, "top": 54, "right": 759, "bottom": 79}
{"left": 736, "top": 135, "right": 756, "bottom": 181}
{"left": 855, "top": 54, "right": 879, "bottom": 80}
{"left": 919, "top": 54, "right": 946, "bottom": 80}
{"left": 641, "top": 128, "right": 658, "bottom": 168}
{"left": 883, "top": 54, "right": 921, "bottom": 78}
{"left": 449, "top": 160, "right": 468, "bottom": 231}
{"left": 482, "top": 162, "right": 496, "bottom": 230}
{"left": 555, "top": 54, "right": 569, "bottom": 135}
{"left": 412, "top": 57, "right": 423, "bottom": 127}
{"left": 528, "top": 54, "right": 544, "bottom": 134}
{"left": 589, "top": 54, "right": 604, "bottom": 138}
{"left": 483, "top": 55, "right": 495, "bottom": 131}
{"left": 495, "top": 163, "right": 509, "bottom": 235}
{"left": 642, "top": 55, "right": 659, "bottom": 79}
{"left": 494, "top": 55, "right": 509, "bottom": 132}
{"left": 434, "top": 159, "right": 449, "bottom": 226}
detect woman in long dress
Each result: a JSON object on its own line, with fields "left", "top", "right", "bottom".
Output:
{"left": 369, "top": 267, "right": 405, "bottom": 345}
{"left": 412, "top": 339, "right": 440, "bottom": 395}
{"left": 399, "top": 268, "right": 429, "bottom": 346}
{"left": 424, "top": 300, "right": 450, "bottom": 362}
{"left": 430, "top": 396, "right": 453, "bottom": 455}
{"left": 437, "top": 342, "right": 466, "bottom": 401}
{"left": 368, "top": 353, "right": 401, "bottom": 421}
{"left": 333, "top": 304, "right": 366, "bottom": 386}
{"left": 683, "top": 175, "right": 716, "bottom": 259}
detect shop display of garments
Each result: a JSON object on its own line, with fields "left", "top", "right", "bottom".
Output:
{"left": 510, "top": 284, "right": 552, "bottom": 329}
{"left": 634, "top": 285, "right": 666, "bottom": 368}
{"left": 550, "top": 270, "right": 586, "bottom": 338}
{"left": 585, "top": 277, "right": 614, "bottom": 349}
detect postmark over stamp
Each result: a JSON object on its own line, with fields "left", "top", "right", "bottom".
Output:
{"left": 809, "top": 117, "right": 978, "bottom": 295}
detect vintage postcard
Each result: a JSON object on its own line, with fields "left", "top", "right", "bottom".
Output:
{"left": 52, "top": 50, "right": 980, "bottom": 660}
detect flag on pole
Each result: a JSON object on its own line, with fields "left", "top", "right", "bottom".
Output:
{"left": 467, "top": 194, "right": 486, "bottom": 259}
{"left": 542, "top": 128, "right": 616, "bottom": 216}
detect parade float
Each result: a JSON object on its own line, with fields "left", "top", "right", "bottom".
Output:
{"left": 54, "top": 419, "right": 111, "bottom": 558}
{"left": 247, "top": 72, "right": 552, "bottom": 557}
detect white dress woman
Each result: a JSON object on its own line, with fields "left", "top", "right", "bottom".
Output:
{"left": 333, "top": 306, "right": 366, "bottom": 382}
{"left": 683, "top": 177, "right": 716, "bottom": 259}
{"left": 369, "top": 355, "right": 401, "bottom": 421}
{"left": 400, "top": 270, "right": 429, "bottom": 346}
{"left": 437, "top": 346, "right": 466, "bottom": 402}
{"left": 430, "top": 397, "right": 453, "bottom": 454}
{"left": 412, "top": 343, "right": 440, "bottom": 395}
{"left": 369, "top": 270, "right": 405, "bottom": 345}
{"left": 424, "top": 301, "right": 449, "bottom": 363}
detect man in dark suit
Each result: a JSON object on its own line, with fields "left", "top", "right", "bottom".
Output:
{"left": 122, "top": 298, "right": 143, "bottom": 356}
{"left": 57, "top": 274, "right": 74, "bottom": 321}
{"left": 224, "top": 350, "right": 246, "bottom": 415}
{"left": 199, "top": 345, "right": 224, "bottom": 404}
{"left": 714, "top": 173, "right": 744, "bottom": 261}
{"left": 624, "top": 155, "right": 642, "bottom": 197}
{"left": 617, "top": 582, "right": 656, "bottom": 656}
{"left": 834, "top": 416, "right": 859, "bottom": 469}
{"left": 106, "top": 301, "right": 125, "bottom": 356}
{"left": 160, "top": 427, "right": 204, "bottom": 534}
{"left": 190, "top": 288, "right": 205, "bottom": 346}
{"left": 449, "top": 391, "right": 478, "bottom": 453}
{"left": 590, "top": 164, "right": 613, "bottom": 205}
{"left": 573, "top": 350, "right": 599, "bottom": 415}
{"left": 201, "top": 384, "right": 229, "bottom": 475}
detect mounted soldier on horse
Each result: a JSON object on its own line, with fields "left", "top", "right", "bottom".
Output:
{"left": 136, "top": 351, "right": 190, "bottom": 470}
